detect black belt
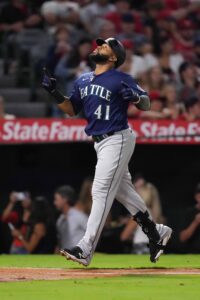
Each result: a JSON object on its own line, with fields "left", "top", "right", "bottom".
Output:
{"left": 92, "top": 132, "right": 114, "bottom": 143}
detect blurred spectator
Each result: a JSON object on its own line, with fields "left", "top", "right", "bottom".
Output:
{"left": 41, "top": 0, "right": 80, "bottom": 34}
{"left": 55, "top": 38, "right": 92, "bottom": 94}
{"left": 184, "top": 96, "right": 200, "bottom": 121}
{"left": 138, "top": 38, "right": 159, "bottom": 70}
{"left": 74, "top": 0, "right": 92, "bottom": 7}
{"left": 0, "top": 0, "right": 27, "bottom": 34}
{"left": 0, "top": 0, "right": 43, "bottom": 74}
{"left": 162, "top": 83, "right": 185, "bottom": 119}
{"left": 143, "top": 1, "right": 164, "bottom": 54}
{"left": 2, "top": 191, "right": 32, "bottom": 254}
{"left": 156, "top": 9, "right": 175, "bottom": 33}
{"left": 179, "top": 183, "right": 200, "bottom": 253}
{"left": 0, "top": 0, "right": 28, "bottom": 74}
{"left": 45, "top": 25, "right": 71, "bottom": 75}
{"left": 178, "top": 61, "right": 198, "bottom": 103}
{"left": 105, "top": 0, "right": 131, "bottom": 33}
{"left": 80, "top": 0, "right": 115, "bottom": 34}
{"left": 11, "top": 196, "right": 56, "bottom": 254}
{"left": 121, "top": 174, "right": 165, "bottom": 254}
{"left": 193, "top": 36, "right": 200, "bottom": 82}
{"left": 0, "top": 0, "right": 43, "bottom": 33}
{"left": 54, "top": 185, "right": 88, "bottom": 250}
{"left": 76, "top": 177, "right": 93, "bottom": 215}
{"left": 173, "top": 18, "right": 196, "bottom": 60}
{"left": 146, "top": 65, "right": 165, "bottom": 91}
{"left": 96, "top": 19, "right": 117, "bottom": 40}
{"left": 133, "top": 174, "right": 165, "bottom": 223}
{"left": 116, "top": 13, "right": 146, "bottom": 50}
{"left": 0, "top": 96, "right": 15, "bottom": 120}
{"left": 119, "top": 40, "right": 147, "bottom": 79}
{"left": 159, "top": 36, "right": 184, "bottom": 81}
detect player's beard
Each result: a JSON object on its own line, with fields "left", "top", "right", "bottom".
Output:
{"left": 89, "top": 52, "right": 110, "bottom": 65}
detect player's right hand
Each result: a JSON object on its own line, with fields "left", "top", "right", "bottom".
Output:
{"left": 42, "top": 67, "right": 57, "bottom": 93}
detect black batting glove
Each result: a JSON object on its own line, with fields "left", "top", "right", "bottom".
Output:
{"left": 120, "top": 81, "right": 140, "bottom": 104}
{"left": 42, "top": 67, "right": 65, "bottom": 104}
{"left": 42, "top": 68, "right": 57, "bottom": 94}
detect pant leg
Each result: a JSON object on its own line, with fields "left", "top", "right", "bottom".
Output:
{"left": 78, "top": 129, "right": 135, "bottom": 258}
{"left": 116, "top": 168, "right": 147, "bottom": 215}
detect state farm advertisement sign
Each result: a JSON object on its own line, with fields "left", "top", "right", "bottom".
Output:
{"left": 0, "top": 119, "right": 90, "bottom": 143}
{"left": 0, "top": 119, "right": 200, "bottom": 144}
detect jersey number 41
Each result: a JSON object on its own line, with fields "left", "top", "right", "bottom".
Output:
{"left": 94, "top": 105, "right": 110, "bottom": 120}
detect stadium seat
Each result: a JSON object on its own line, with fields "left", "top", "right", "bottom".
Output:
{"left": 0, "top": 88, "right": 31, "bottom": 102}
{"left": 4, "top": 102, "right": 48, "bottom": 118}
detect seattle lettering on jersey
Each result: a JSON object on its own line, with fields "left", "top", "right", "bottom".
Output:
{"left": 79, "top": 84, "right": 112, "bottom": 102}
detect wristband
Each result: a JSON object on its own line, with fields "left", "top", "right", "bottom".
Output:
{"left": 132, "top": 96, "right": 140, "bottom": 104}
{"left": 51, "top": 89, "right": 66, "bottom": 104}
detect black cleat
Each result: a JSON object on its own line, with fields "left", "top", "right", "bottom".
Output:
{"left": 149, "top": 225, "right": 172, "bottom": 263}
{"left": 60, "top": 246, "right": 89, "bottom": 266}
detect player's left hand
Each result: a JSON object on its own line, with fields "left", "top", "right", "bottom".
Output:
{"left": 120, "top": 81, "right": 140, "bottom": 104}
{"left": 42, "top": 67, "right": 57, "bottom": 93}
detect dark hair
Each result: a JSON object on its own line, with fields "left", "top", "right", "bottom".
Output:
{"left": 30, "top": 196, "right": 52, "bottom": 224}
{"left": 185, "top": 96, "right": 199, "bottom": 111}
{"left": 28, "top": 196, "right": 57, "bottom": 251}
{"left": 159, "top": 36, "right": 171, "bottom": 45}
{"left": 55, "top": 185, "right": 76, "bottom": 206}
{"left": 121, "top": 13, "right": 135, "bottom": 23}
{"left": 194, "top": 36, "right": 200, "bottom": 47}
{"left": 78, "top": 37, "right": 92, "bottom": 46}
{"left": 179, "top": 62, "right": 192, "bottom": 83}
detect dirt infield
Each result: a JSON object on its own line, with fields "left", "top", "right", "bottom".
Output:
{"left": 0, "top": 268, "right": 200, "bottom": 282}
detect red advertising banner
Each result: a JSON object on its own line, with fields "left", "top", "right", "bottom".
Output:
{"left": 0, "top": 119, "right": 200, "bottom": 144}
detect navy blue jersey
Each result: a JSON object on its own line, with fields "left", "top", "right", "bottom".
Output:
{"left": 69, "top": 69, "right": 147, "bottom": 136}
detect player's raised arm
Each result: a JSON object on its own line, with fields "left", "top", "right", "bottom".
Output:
{"left": 41, "top": 68, "right": 75, "bottom": 116}
{"left": 121, "top": 81, "right": 151, "bottom": 111}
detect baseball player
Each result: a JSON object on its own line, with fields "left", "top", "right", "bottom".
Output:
{"left": 42, "top": 37, "right": 172, "bottom": 266}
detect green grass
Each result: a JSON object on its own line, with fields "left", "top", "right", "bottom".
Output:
{"left": 1, "top": 276, "right": 200, "bottom": 300}
{"left": 0, "top": 254, "right": 200, "bottom": 269}
{"left": 0, "top": 255, "right": 200, "bottom": 300}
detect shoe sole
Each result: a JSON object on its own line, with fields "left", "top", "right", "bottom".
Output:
{"left": 154, "top": 228, "right": 173, "bottom": 262}
{"left": 60, "top": 249, "right": 89, "bottom": 267}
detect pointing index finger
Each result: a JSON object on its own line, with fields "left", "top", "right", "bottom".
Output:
{"left": 121, "top": 81, "right": 129, "bottom": 88}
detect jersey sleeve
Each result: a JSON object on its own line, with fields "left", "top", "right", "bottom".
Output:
{"left": 69, "top": 79, "right": 83, "bottom": 115}
{"left": 123, "top": 75, "right": 148, "bottom": 96}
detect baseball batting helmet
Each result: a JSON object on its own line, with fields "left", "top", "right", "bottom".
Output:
{"left": 96, "top": 37, "right": 126, "bottom": 68}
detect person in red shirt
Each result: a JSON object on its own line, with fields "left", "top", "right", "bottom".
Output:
{"left": 105, "top": 0, "right": 143, "bottom": 34}
{"left": 11, "top": 196, "right": 57, "bottom": 254}
{"left": 173, "top": 19, "right": 196, "bottom": 60}
{"left": 1, "top": 191, "right": 32, "bottom": 254}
